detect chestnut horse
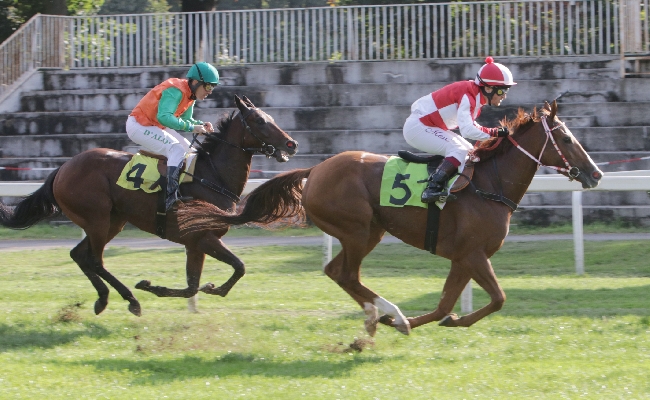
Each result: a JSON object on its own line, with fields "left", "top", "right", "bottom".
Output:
{"left": 179, "top": 101, "right": 603, "bottom": 336}
{"left": 0, "top": 95, "right": 298, "bottom": 317}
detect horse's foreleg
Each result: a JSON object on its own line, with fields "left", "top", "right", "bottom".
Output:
{"left": 136, "top": 247, "right": 206, "bottom": 298}
{"left": 195, "top": 234, "right": 244, "bottom": 297}
{"left": 402, "top": 260, "right": 471, "bottom": 329}
{"left": 440, "top": 257, "right": 505, "bottom": 328}
{"left": 415, "top": 256, "right": 505, "bottom": 328}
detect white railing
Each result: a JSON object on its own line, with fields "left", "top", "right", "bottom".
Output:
{"left": 2, "top": 0, "right": 637, "bottom": 98}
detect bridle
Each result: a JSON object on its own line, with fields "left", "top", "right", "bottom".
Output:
{"left": 507, "top": 115, "right": 581, "bottom": 180}
{"left": 237, "top": 107, "right": 280, "bottom": 157}
{"left": 183, "top": 107, "right": 281, "bottom": 203}
{"left": 471, "top": 114, "right": 581, "bottom": 212}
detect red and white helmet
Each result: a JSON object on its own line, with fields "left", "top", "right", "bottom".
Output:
{"left": 475, "top": 56, "right": 516, "bottom": 86}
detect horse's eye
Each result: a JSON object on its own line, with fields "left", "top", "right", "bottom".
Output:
{"left": 562, "top": 136, "right": 572, "bottom": 144}
{"left": 256, "top": 118, "right": 265, "bottom": 125}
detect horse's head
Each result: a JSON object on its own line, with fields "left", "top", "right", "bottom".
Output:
{"left": 510, "top": 100, "right": 602, "bottom": 189}
{"left": 234, "top": 94, "right": 298, "bottom": 162}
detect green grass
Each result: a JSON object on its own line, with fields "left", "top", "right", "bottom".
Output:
{"left": 0, "top": 241, "right": 649, "bottom": 398}
{"left": 0, "top": 223, "right": 323, "bottom": 240}
{"left": 0, "top": 219, "right": 647, "bottom": 240}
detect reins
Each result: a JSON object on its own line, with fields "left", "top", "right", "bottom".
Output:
{"left": 507, "top": 116, "right": 581, "bottom": 180}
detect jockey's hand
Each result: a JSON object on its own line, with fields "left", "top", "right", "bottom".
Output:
{"left": 495, "top": 127, "right": 510, "bottom": 137}
{"left": 192, "top": 124, "right": 207, "bottom": 134}
{"left": 203, "top": 122, "right": 214, "bottom": 133}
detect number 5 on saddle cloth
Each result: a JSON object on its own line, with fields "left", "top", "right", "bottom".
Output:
{"left": 379, "top": 150, "right": 474, "bottom": 253}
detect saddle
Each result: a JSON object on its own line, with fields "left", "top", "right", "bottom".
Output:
{"left": 138, "top": 150, "right": 196, "bottom": 186}
{"left": 137, "top": 150, "right": 197, "bottom": 239}
{"left": 397, "top": 150, "right": 474, "bottom": 193}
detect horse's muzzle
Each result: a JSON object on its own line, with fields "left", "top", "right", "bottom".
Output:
{"left": 285, "top": 140, "right": 298, "bottom": 155}
{"left": 579, "top": 168, "right": 603, "bottom": 189}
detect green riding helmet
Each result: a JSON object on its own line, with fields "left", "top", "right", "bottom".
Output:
{"left": 186, "top": 62, "right": 220, "bottom": 85}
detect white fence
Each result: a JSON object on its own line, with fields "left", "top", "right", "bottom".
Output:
{"left": 5, "top": 0, "right": 650, "bottom": 98}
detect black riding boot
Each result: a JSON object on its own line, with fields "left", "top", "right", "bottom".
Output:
{"left": 421, "top": 159, "right": 458, "bottom": 204}
{"left": 165, "top": 165, "right": 182, "bottom": 211}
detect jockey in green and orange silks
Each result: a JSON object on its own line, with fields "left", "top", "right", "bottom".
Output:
{"left": 126, "top": 62, "right": 220, "bottom": 211}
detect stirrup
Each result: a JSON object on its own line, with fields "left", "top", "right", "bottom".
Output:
{"left": 421, "top": 188, "right": 457, "bottom": 204}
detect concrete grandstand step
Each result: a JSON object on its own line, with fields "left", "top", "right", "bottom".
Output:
{"left": 21, "top": 78, "right": 650, "bottom": 112}
{"left": 0, "top": 134, "right": 136, "bottom": 158}
{"left": 41, "top": 56, "right": 621, "bottom": 90}
{"left": 3, "top": 103, "right": 650, "bottom": 137}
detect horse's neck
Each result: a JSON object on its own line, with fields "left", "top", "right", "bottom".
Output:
{"left": 476, "top": 142, "right": 541, "bottom": 207}
{"left": 192, "top": 139, "right": 252, "bottom": 208}
{"left": 211, "top": 143, "right": 253, "bottom": 197}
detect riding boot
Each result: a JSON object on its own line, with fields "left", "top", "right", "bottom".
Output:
{"left": 165, "top": 165, "right": 182, "bottom": 211}
{"left": 421, "top": 159, "right": 458, "bottom": 204}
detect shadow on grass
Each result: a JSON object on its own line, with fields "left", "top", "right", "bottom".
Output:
{"left": 393, "top": 284, "right": 650, "bottom": 317}
{"left": 0, "top": 323, "right": 111, "bottom": 351}
{"left": 67, "top": 353, "right": 389, "bottom": 383}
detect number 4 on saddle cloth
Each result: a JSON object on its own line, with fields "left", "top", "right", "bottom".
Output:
{"left": 380, "top": 150, "right": 474, "bottom": 210}
{"left": 117, "top": 151, "right": 198, "bottom": 193}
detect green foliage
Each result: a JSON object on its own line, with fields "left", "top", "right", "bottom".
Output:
{"left": 98, "top": 0, "right": 171, "bottom": 15}
{"left": 68, "top": 0, "right": 104, "bottom": 15}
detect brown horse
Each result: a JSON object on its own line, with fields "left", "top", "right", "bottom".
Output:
{"left": 0, "top": 95, "right": 298, "bottom": 317}
{"left": 179, "top": 101, "right": 603, "bottom": 336}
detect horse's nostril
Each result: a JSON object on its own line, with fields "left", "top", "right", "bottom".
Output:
{"left": 592, "top": 171, "right": 602, "bottom": 180}
{"left": 287, "top": 140, "right": 297, "bottom": 149}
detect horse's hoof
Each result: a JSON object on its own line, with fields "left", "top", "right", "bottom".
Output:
{"left": 378, "top": 314, "right": 394, "bottom": 326}
{"left": 128, "top": 302, "right": 142, "bottom": 317}
{"left": 199, "top": 282, "right": 215, "bottom": 292}
{"left": 364, "top": 318, "right": 378, "bottom": 337}
{"left": 439, "top": 314, "right": 457, "bottom": 327}
{"left": 394, "top": 323, "right": 411, "bottom": 336}
{"left": 135, "top": 280, "right": 151, "bottom": 290}
{"left": 94, "top": 299, "right": 108, "bottom": 315}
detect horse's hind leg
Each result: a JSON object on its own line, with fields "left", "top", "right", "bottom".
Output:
{"left": 71, "top": 216, "right": 142, "bottom": 316}
{"left": 70, "top": 237, "right": 111, "bottom": 315}
{"left": 324, "top": 223, "right": 410, "bottom": 336}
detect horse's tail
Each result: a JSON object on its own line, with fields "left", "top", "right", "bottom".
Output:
{"left": 0, "top": 168, "right": 62, "bottom": 229}
{"left": 178, "top": 167, "right": 313, "bottom": 232}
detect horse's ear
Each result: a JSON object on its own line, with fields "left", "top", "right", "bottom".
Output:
{"left": 543, "top": 101, "right": 551, "bottom": 111}
{"left": 549, "top": 100, "right": 558, "bottom": 120}
{"left": 234, "top": 94, "right": 248, "bottom": 113}
{"left": 242, "top": 95, "right": 255, "bottom": 108}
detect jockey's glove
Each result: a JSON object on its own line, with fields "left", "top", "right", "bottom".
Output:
{"left": 193, "top": 124, "right": 208, "bottom": 134}
{"left": 495, "top": 127, "right": 510, "bottom": 137}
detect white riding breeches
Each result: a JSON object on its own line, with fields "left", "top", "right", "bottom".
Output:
{"left": 403, "top": 115, "right": 473, "bottom": 169}
{"left": 126, "top": 116, "right": 191, "bottom": 167}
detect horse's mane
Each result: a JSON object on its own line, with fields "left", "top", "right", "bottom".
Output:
{"left": 472, "top": 107, "right": 550, "bottom": 163}
{"left": 194, "top": 111, "right": 237, "bottom": 156}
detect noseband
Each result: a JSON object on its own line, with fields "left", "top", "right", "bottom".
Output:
{"left": 507, "top": 116, "right": 581, "bottom": 180}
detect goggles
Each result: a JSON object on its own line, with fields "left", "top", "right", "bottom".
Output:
{"left": 494, "top": 86, "right": 509, "bottom": 96}
{"left": 194, "top": 65, "right": 216, "bottom": 92}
